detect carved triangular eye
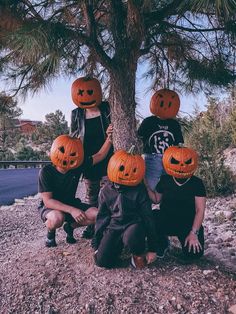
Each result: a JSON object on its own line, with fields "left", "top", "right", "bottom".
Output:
{"left": 63, "top": 160, "right": 67, "bottom": 166}
{"left": 58, "top": 146, "right": 65, "bottom": 153}
{"left": 133, "top": 168, "right": 137, "bottom": 173}
{"left": 168, "top": 102, "right": 172, "bottom": 107}
{"left": 158, "top": 94, "right": 163, "bottom": 97}
{"left": 87, "top": 90, "right": 93, "bottom": 95}
{"left": 70, "top": 160, "right": 75, "bottom": 165}
{"left": 160, "top": 101, "right": 164, "bottom": 107}
{"left": 78, "top": 89, "right": 84, "bottom": 96}
{"left": 70, "top": 152, "right": 76, "bottom": 156}
{"left": 171, "top": 157, "right": 180, "bottom": 164}
{"left": 185, "top": 158, "right": 192, "bottom": 165}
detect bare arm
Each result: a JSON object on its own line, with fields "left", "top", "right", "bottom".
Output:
{"left": 192, "top": 196, "right": 206, "bottom": 232}
{"left": 92, "top": 124, "right": 113, "bottom": 165}
{"left": 184, "top": 196, "right": 206, "bottom": 253}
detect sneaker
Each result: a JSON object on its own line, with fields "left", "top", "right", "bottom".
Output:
{"left": 81, "top": 224, "right": 95, "bottom": 239}
{"left": 63, "top": 223, "right": 77, "bottom": 244}
{"left": 45, "top": 238, "right": 57, "bottom": 248}
{"left": 156, "top": 239, "right": 170, "bottom": 258}
{"left": 152, "top": 203, "right": 160, "bottom": 210}
{"left": 130, "top": 255, "right": 146, "bottom": 269}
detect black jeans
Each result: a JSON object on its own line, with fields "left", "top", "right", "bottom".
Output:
{"left": 154, "top": 212, "right": 205, "bottom": 259}
{"left": 95, "top": 223, "right": 146, "bottom": 268}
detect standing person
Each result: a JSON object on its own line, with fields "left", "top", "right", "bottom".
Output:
{"left": 92, "top": 148, "right": 157, "bottom": 269}
{"left": 38, "top": 134, "right": 112, "bottom": 248}
{"left": 137, "top": 89, "right": 184, "bottom": 203}
{"left": 71, "top": 76, "right": 113, "bottom": 239}
{"left": 152, "top": 145, "right": 206, "bottom": 260}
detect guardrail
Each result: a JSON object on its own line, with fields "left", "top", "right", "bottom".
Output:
{"left": 0, "top": 161, "right": 51, "bottom": 169}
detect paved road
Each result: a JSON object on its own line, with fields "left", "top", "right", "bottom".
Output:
{"left": 0, "top": 168, "right": 40, "bottom": 206}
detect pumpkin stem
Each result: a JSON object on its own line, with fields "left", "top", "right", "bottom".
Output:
{"left": 128, "top": 145, "right": 136, "bottom": 155}
{"left": 178, "top": 143, "right": 184, "bottom": 148}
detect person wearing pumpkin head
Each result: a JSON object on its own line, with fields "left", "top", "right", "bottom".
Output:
{"left": 91, "top": 147, "right": 157, "bottom": 269}
{"left": 38, "top": 133, "right": 112, "bottom": 248}
{"left": 70, "top": 76, "right": 113, "bottom": 239}
{"left": 152, "top": 145, "right": 206, "bottom": 260}
{"left": 137, "top": 89, "right": 184, "bottom": 205}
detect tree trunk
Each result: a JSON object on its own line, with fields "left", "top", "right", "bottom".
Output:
{"left": 109, "top": 64, "right": 140, "bottom": 152}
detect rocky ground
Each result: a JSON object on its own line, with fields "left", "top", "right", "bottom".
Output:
{"left": 0, "top": 183, "right": 236, "bottom": 314}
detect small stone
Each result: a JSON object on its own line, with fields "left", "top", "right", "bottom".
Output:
{"left": 223, "top": 210, "right": 233, "bottom": 219}
{"left": 177, "top": 304, "right": 181, "bottom": 310}
{"left": 203, "top": 270, "right": 214, "bottom": 275}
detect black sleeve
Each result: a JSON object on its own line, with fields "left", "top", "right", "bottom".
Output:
{"left": 93, "top": 190, "right": 111, "bottom": 250}
{"left": 138, "top": 185, "right": 158, "bottom": 252}
{"left": 38, "top": 167, "right": 53, "bottom": 193}
{"left": 174, "top": 120, "right": 184, "bottom": 144}
{"left": 195, "top": 178, "right": 206, "bottom": 197}
{"left": 70, "top": 109, "right": 77, "bottom": 135}
{"left": 137, "top": 118, "right": 149, "bottom": 138}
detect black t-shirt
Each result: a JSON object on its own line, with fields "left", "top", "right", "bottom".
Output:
{"left": 38, "top": 157, "right": 92, "bottom": 206}
{"left": 138, "top": 116, "right": 184, "bottom": 154}
{"left": 83, "top": 116, "right": 112, "bottom": 179}
{"left": 155, "top": 175, "right": 206, "bottom": 232}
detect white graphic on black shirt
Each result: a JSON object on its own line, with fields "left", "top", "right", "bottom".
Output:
{"left": 148, "top": 130, "right": 175, "bottom": 154}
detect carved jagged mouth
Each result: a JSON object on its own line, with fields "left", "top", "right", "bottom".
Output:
{"left": 79, "top": 100, "right": 96, "bottom": 106}
{"left": 167, "top": 167, "right": 194, "bottom": 177}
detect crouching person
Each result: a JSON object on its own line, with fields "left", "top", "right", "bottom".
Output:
{"left": 92, "top": 147, "right": 157, "bottom": 269}
{"left": 151, "top": 145, "right": 206, "bottom": 260}
{"left": 38, "top": 134, "right": 112, "bottom": 247}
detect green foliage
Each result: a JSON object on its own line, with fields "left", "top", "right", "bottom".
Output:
{"left": 15, "top": 146, "right": 48, "bottom": 161}
{"left": 0, "top": 92, "right": 22, "bottom": 159}
{"left": 32, "top": 110, "right": 69, "bottom": 150}
{"left": 185, "top": 96, "right": 235, "bottom": 197}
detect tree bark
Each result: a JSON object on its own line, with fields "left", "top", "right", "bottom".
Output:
{"left": 109, "top": 63, "right": 139, "bottom": 152}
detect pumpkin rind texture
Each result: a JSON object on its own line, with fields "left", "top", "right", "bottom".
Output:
{"left": 50, "top": 135, "right": 84, "bottom": 171}
{"left": 107, "top": 150, "right": 145, "bottom": 186}
{"left": 150, "top": 89, "right": 180, "bottom": 119}
{"left": 71, "top": 77, "right": 102, "bottom": 109}
{"left": 163, "top": 146, "right": 198, "bottom": 178}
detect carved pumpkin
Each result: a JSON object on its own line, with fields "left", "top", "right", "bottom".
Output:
{"left": 71, "top": 77, "right": 102, "bottom": 109}
{"left": 107, "top": 146, "right": 145, "bottom": 186}
{"left": 50, "top": 135, "right": 84, "bottom": 171}
{"left": 163, "top": 145, "right": 198, "bottom": 178}
{"left": 150, "top": 89, "right": 180, "bottom": 119}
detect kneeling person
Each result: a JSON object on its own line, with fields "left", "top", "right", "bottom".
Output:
{"left": 38, "top": 134, "right": 112, "bottom": 247}
{"left": 151, "top": 145, "right": 206, "bottom": 260}
{"left": 92, "top": 147, "right": 157, "bottom": 269}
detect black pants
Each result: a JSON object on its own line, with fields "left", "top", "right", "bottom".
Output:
{"left": 154, "top": 212, "right": 205, "bottom": 259}
{"left": 95, "top": 223, "right": 146, "bottom": 268}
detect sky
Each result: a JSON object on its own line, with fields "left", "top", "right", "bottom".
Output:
{"left": 2, "top": 67, "right": 207, "bottom": 124}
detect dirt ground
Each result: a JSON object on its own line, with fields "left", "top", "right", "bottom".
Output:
{"left": 0, "top": 195, "right": 236, "bottom": 314}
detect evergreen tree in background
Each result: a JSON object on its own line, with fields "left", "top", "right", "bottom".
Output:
{"left": 32, "top": 110, "right": 69, "bottom": 150}
{"left": 0, "top": 0, "right": 235, "bottom": 150}
{"left": 0, "top": 92, "right": 22, "bottom": 160}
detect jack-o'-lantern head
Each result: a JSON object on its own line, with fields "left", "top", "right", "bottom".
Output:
{"left": 163, "top": 145, "right": 198, "bottom": 178}
{"left": 50, "top": 135, "right": 84, "bottom": 171}
{"left": 71, "top": 77, "right": 102, "bottom": 109}
{"left": 107, "top": 146, "right": 145, "bottom": 186}
{"left": 150, "top": 89, "right": 180, "bottom": 119}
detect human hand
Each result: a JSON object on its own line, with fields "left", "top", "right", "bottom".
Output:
{"left": 70, "top": 208, "right": 87, "bottom": 224}
{"left": 106, "top": 124, "right": 113, "bottom": 142}
{"left": 146, "top": 252, "right": 157, "bottom": 264}
{"left": 184, "top": 232, "right": 202, "bottom": 254}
